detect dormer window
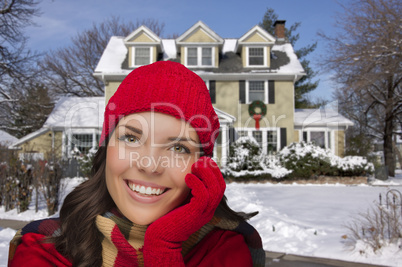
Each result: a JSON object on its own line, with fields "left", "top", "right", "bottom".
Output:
{"left": 132, "top": 47, "right": 152, "bottom": 67}
{"left": 249, "top": 47, "right": 264, "bottom": 66}
{"left": 186, "top": 47, "right": 214, "bottom": 67}
{"left": 246, "top": 47, "right": 266, "bottom": 67}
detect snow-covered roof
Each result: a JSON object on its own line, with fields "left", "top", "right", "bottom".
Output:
{"left": 0, "top": 130, "right": 18, "bottom": 145}
{"left": 294, "top": 109, "right": 354, "bottom": 128}
{"left": 44, "top": 97, "right": 105, "bottom": 129}
{"left": 222, "top": 39, "right": 237, "bottom": 54}
{"left": 94, "top": 25, "right": 305, "bottom": 77}
{"left": 94, "top": 36, "right": 129, "bottom": 74}
{"left": 161, "top": 39, "right": 177, "bottom": 60}
{"left": 272, "top": 44, "right": 304, "bottom": 74}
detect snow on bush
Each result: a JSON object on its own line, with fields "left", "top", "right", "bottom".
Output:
{"left": 224, "top": 139, "right": 373, "bottom": 180}
{"left": 224, "top": 136, "right": 291, "bottom": 179}
{"left": 279, "top": 142, "right": 374, "bottom": 178}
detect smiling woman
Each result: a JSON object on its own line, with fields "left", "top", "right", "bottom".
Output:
{"left": 8, "top": 61, "right": 265, "bottom": 267}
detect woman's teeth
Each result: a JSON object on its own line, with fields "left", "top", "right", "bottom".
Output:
{"left": 128, "top": 182, "right": 165, "bottom": 196}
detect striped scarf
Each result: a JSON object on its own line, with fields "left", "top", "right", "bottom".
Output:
{"left": 9, "top": 209, "right": 265, "bottom": 266}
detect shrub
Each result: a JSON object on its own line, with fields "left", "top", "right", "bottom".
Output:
{"left": 279, "top": 142, "right": 374, "bottom": 178}
{"left": 342, "top": 190, "right": 402, "bottom": 255}
{"left": 224, "top": 137, "right": 291, "bottom": 180}
{"left": 72, "top": 148, "right": 96, "bottom": 178}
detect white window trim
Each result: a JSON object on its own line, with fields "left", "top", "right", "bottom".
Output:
{"left": 237, "top": 128, "right": 280, "bottom": 154}
{"left": 131, "top": 46, "right": 153, "bottom": 67}
{"left": 246, "top": 80, "right": 268, "bottom": 104}
{"left": 204, "top": 80, "right": 210, "bottom": 91}
{"left": 300, "top": 128, "right": 334, "bottom": 152}
{"left": 246, "top": 46, "right": 267, "bottom": 68}
{"left": 64, "top": 129, "right": 101, "bottom": 158}
{"left": 185, "top": 46, "right": 215, "bottom": 68}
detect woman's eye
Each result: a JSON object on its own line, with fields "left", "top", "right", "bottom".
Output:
{"left": 118, "top": 135, "right": 139, "bottom": 144}
{"left": 170, "top": 144, "right": 189, "bottom": 154}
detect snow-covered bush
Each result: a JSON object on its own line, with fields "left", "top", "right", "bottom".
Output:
{"left": 226, "top": 136, "right": 262, "bottom": 172}
{"left": 223, "top": 137, "right": 291, "bottom": 180}
{"left": 279, "top": 142, "right": 374, "bottom": 178}
{"left": 71, "top": 148, "right": 96, "bottom": 178}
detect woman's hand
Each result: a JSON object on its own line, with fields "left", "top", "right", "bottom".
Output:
{"left": 142, "top": 157, "right": 226, "bottom": 266}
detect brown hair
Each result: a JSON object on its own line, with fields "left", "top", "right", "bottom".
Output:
{"left": 53, "top": 145, "right": 257, "bottom": 266}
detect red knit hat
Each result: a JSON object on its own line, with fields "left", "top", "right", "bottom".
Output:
{"left": 99, "top": 61, "right": 220, "bottom": 157}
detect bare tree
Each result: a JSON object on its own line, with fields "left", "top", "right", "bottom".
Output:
{"left": 39, "top": 16, "right": 165, "bottom": 96}
{"left": 319, "top": 0, "right": 402, "bottom": 176}
{"left": 0, "top": 0, "right": 41, "bottom": 103}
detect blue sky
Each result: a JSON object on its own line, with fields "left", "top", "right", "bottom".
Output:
{"left": 25, "top": 0, "right": 347, "bottom": 100}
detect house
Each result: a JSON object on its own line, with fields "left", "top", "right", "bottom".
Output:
{"left": 11, "top": 20, "right": 353, "bottom": 165}
{"left": 0, "top": 130, "right": 18, "bottom": 146}
{"left": 93, "top": 20, "right": 352, "bottom": 165}
{"left": 10, "top": 97, "right": 104, "bottom": 160}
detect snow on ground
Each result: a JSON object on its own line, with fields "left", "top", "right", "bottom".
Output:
{"left": 1, "top": 175, "right": 402, "bottom": 266}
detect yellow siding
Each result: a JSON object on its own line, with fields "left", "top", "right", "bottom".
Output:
{"left": 128, "top": 32, "right": 155, "bottom": 43}
{"left": 242, "top": 46, "right": 247, "bottom": 67}
{"left": 128, "top": 47, "right": 132, "bottom": 67}
{"left": 293, "top": 130, "right": 300, "bottom": 142}
{"left": 243, "top": 32, "right": 269, "bottom": 43}
{"left": 105, "top": 81, "right": 122, "bottom": 104}
{"left": 19, "top": 131, "right": 63, "bottom": 159}
{"left": 335, "top": 131, "right": 345, "bottom": 157}
{"left": 214, "top": 80, "right": 295, "bottom": 146}
{"left": 152, "top": 46, "right": 157, "bottom": 63}
{"left": 183, "top": 28, "right": 215, "bottom": 43}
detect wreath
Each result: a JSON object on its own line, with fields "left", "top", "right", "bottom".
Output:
{"left": 248, "top": 100, "right": 267, "bottom": 117}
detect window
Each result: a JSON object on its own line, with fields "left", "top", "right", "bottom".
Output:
{"left": 237, "top": 130, "right": 248, "bottom": 138}
{"left": 252, "top": 131, "right": 262, "bottom": 147}
{"left": 310, "top": 131, "right": 325, "bottom": 148}
{"left": 202, "top": 47, "right": 212, "bottom": 65}
{"left": 236, "top": 129, "right": 279, "bottom": 154}
{"left": 133, "top": 47, "right": 151, "bottom": 66}
{"left": 186, "top": 47, "right": 213, "bottom": 67}
{"left": 72, "top": 134, "right": 93, "bottom": 154}
{"left": 248, "top": 47, "right": 264, "bottom": 66}
{"left": 267, "top": 130, "right": 277, "bottom": 153}
{"left": 249, "top": 81, "right": 265, "bottom": 102}
{"left": 302, "top": 130, "right": 331, "bottom": 149}
{"left": 187, "top": 48, "right": 198, "bottom": 66}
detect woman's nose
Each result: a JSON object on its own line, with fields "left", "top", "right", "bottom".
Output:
{"left": 135, "top": 149, "right": 164, "bottom": 175}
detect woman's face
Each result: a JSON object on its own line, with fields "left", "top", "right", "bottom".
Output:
{"left": 105, "top": 112, "right": 201, "bottom": 225}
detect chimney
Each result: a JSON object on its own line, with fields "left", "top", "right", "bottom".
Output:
{"left": 273, "top": 20, "right": 286, "bottom": 41}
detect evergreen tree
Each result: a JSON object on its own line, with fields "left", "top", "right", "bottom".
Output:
{"left": 260, "top": 8, "right": 318, "bottom": 108}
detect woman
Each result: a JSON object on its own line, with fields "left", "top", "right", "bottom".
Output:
{"left": 9, "top": 61, "right": 265, "bottom": 266}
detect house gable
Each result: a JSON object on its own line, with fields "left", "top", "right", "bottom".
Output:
{"left": 177, "top": 21, "right": 223, "bottom": 68}
{"left": 124, "top": 25, "right": 161, "bottom": 44}
{"left": 238, "top": 25, "right": 275, "bottom": 68}
{"left": 124, "top": 26, "right": 161, "bottom": 68}
{"left": 177, "top": 21, "right": 223, "bottom": 44}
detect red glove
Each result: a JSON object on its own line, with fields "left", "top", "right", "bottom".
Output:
{"left": 142, "top": 157, "right": 226, "bottom": 266}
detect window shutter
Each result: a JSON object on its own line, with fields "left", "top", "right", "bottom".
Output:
{"left": 268, "top": 80, "right": 275, "bottom": 104}
{"left": 239, "top": 80, "right": 246, "bottom": 104}
{"left": 280, "top": 128, "right": 287, "bottom": 149}
{"left": 209, "top": 80, "right": 216, "bottom": 104}
{"left": 229, "top": 127, "right": 235, "bottom": 144}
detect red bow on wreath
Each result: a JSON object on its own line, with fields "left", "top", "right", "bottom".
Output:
{"left": 248, "top": 100, "right": 267, "bottom": 130}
